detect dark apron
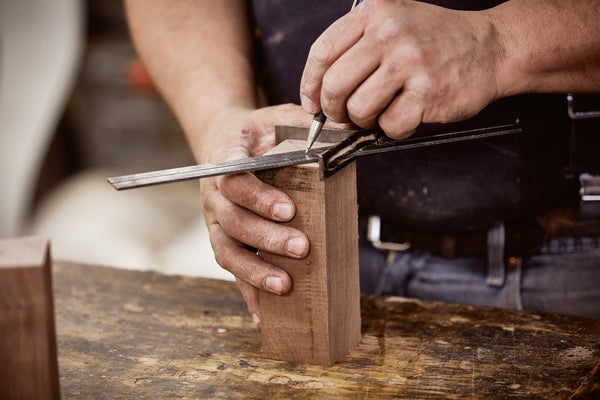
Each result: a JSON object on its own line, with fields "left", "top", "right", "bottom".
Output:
{"left": 250, "top": 0, "right": 579, "bottom": 232}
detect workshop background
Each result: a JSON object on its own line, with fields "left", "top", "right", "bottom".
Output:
{"left": 0, "top": 0, "right": 231, "bottom": 280}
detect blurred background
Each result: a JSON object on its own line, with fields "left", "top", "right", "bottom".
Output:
{"left": 0, "top": 0, "right": 232, "bottom": 280}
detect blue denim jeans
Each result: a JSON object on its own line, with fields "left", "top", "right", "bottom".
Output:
{"left": 359, "top": 235, "right": 600, "bottom": 319}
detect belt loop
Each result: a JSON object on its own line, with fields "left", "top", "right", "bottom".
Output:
{"left": 486, "top": 222, "right": 506, "bottom": 287}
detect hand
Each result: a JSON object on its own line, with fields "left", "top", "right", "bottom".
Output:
{"left": 198, "top": 104, "right": 340, "bottom": 330}
{"left": 300, "top": 0, "right": 503, "bottom": 139}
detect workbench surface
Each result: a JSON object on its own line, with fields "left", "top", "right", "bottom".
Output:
{"left": 54, "top": 262, "right": 600, "bottom": 399}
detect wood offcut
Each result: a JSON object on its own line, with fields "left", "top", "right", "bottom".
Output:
{"left": 0, "top": 237, "right": 60, "bottom": 400}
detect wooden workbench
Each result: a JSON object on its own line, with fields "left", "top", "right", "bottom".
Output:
{"left": 54, "top": 262, "right": 600, "bottom": 399}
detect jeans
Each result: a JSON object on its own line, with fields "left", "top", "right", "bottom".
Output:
{"left": 359, "top": 235, "right": 600, "bottom": 319}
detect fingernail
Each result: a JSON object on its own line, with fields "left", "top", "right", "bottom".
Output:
{"left": 265, "top": 277, "right": 283, "bottom": 294}
{"left": 272, "top": 202, "right": 293, "bottom": 221}
{"left": 286, "top": 237, "right": 308, "bottom": 257}
{"left": 301, "top": 94, "right": 317, "bottom": 113}
{"left": 252, "top": 313, "right": 261, "bottom": 331}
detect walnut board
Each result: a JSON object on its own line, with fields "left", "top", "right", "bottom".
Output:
{"left": 256, "top": 138, "right": 361, "bottom": 366}
{"left": 54, "top": 262, "right": 600, "bottom": 399}
{"left": 0, "top": 237, "right": 60, "bottom": 400}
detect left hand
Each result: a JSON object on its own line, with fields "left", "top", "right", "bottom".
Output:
{"left": 196, "top": 103, "right": 352, "bottom": 330}
{"left": 300, "top": 0, "right": 503, "bottom": 139}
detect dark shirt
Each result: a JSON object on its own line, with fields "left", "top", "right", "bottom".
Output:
{"left": 250, "top": 0, "right": 578, "bottom": 232}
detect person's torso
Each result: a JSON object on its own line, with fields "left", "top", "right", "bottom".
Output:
{"left": 250, "top": 0, "right": 579, "bottom": 231}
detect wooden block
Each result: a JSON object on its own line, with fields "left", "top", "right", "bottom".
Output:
{"left": 256, "top": 140, "right": 361, "bottom": 366}
{"left": 0, "top": 237, "right": 60, "bottom": 399}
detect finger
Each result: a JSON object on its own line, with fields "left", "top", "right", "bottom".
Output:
{"left": 300, "top": 11, "right": 365, "bottom": 114}
{"left": 345, "top": 64, "right": 404, "bottom": 128}
{"left": 236, "top": 278, "right": 261, "bottom": 330}
{"left": 266, "top": 103, "right": 357, "bottom": 130}
{"left": 208, "top": 223, "right": 292, "bottom": 296}
{"left": 218, "top": 172, "right": 296, "bottom": 222}
{"left": 216, "top": 200, "right": 309, "bottom": 259}
{"left": 199, "top": 179, "right": 225, "bottom": 220}
{"left": 378, "top": 86, "right": 425, "bottom": 140}
{"left": 275, "top": 104, "right": 359, "bottom": 131}
{"left": 203, "top": 175, "right": 310, "bottom": 259}
{"left": 319, "top": 38, "right": 380, "bottom": 123}
{"left": 325, "top": 120, "right": 359, "bottom": 131}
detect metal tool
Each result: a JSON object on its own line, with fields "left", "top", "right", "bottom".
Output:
{"left": 580, "top": 173, "right": 600, "bottom": 202}
{"left": 108, "top": 121, "right": 521, "bottom": 190}
{"left": 305, "top": 111, "right": 326, "bottom": 154}
{"left": 305, "top": 0, "right": 364, "bottom": 154}
{"left": 108, "top": 148, "right": 323, "bottom": 190}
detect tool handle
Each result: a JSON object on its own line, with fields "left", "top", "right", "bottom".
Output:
{"left": 313, "top": 110, "right": 326, "bottom": 123}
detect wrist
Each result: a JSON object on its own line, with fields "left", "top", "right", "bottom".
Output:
{"left": 479, "top": 8, "right": 523, "bottom": 100}
{"left": 187, "top": 105, "right": 256, "bottom": 163}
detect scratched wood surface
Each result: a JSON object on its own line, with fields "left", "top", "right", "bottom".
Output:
{"left": 54, "top": 262, "right": 600, "bottom": 399}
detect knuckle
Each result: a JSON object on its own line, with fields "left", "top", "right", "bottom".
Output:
{"left": 219, "top": 173, "right": 258, "bottom": 205}
{"left": 309, "top": 37, "right": 336, "bottom": 66}
{"left": 300, "top": 77, "right": 320, "bottom": 98}
{"left": 377, "top": 117, "right": 394, "bottom": 137}
{"left": 261, "top": 230, "right": 287, "bottom": 253}
{"left": 247, "top": 269, "right": 267, "bottom": 288}
{"left": 347, "top": 97, "right": 378, "bottom": 126}
{"left": 404, "top": 72, "right": 433, "bottom": 99}
{"left": 218, "top": 174, "right": 236, "bottom": 193}
{"left": 381, "top": 59, "right": 404, "bottom": 80}
{"left": 214, "top": 204, "right": 239, "bottom": 235}
{"left": 199, "top": 188, "right": 219, "bottom": 216}
{"left": 321, "top": 74, "right": 349, "bottom": 122}
{"left": 321, "top": 72, "right": 338, "bottom": 103}
{"left": 379, "top": 112, "right": 420, "bottom": 140}
{"left": 211, "top": 242, "right": 234, "bottom": 270}
{"left": 375, "top": 18, "right": 400, "bottom": 46}
{"left": 254, "top": 193, "right": 277, "bottom": 218}
{"left": 404, "top": 44, "right": 428, "bottom": 69}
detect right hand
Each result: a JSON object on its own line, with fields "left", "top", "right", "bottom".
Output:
{"left": 300, "top": 0, "right": 503, "bottom": 139}
{"left": 197, "top": 104, "right": 332, "bottom": 330}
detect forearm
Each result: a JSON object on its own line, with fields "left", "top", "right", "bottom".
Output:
{"left": 124, "top": 0, "right": 256, "bottom": 158}
{"left": 488, "top": 0, "right": 600, "bottom": 97}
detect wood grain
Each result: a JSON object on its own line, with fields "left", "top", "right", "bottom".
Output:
{"left": 256, "top": 139, "right": 361, "bottom": 366}
{"left": 0, "top": 237, "right": 59, "bottom": 400}
{"left": 54, "top": 262, "right": 600, "bottom": 399}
